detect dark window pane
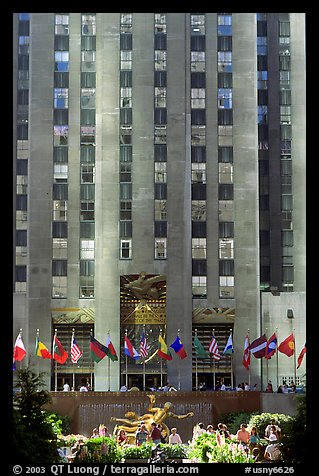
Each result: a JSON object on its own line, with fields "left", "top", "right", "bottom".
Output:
{"left": 120, "top": 33, "right": 132, "bottom": 50}
{"left": 191, "top": 72, "right": 206, "bottom": 88}
{"left": 191, "top": 146, "right": 206, "bottom": 163}
{"left": 192, "top": 183, "right": 206, "bottom": 200}
{"left": 192, "top": 221, "right": 207, "bottom": 238}
{"left": 154, "top": 221, "right": 167, "bottom": 237}
{"left": 154, "top": 33, "right": 167, "bottom": 50}
{"left": 219, "top": 259, "right": 234, "bottom": 275}
{"left": 154, "top": 71, "right": 167, "bottom": 87}
{"left": 154, "top": 183, "right": 167, "bottom": 199}
{"left": 192, "top": 259, "right": 207, "bottom": 276}
{"left": 16, "top": 230, "right": 27, "bottom": 246}
{"left": 52, "top": 222, "right": 68, "bottom": 238}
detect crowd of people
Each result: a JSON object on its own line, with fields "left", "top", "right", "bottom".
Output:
{"left": 64, "top": 417, "right": 282, "bottom": 463}
{"left": 190, "top": 418, "right": 282, "bottom": 462}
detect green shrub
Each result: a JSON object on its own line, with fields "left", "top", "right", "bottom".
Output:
{"left": 81, "top": 437, "right": 123, "bottom": 463}
{"left": 121, "top": 442, "right": 153, "bottom": 460}
{"left": 248, "top": 412, "right": 293, "bottom": 438}
{"left": 159, "top": 443, "right": 189, "bottom": 459}
{"left": 221, "top": 411, "right": 258, "bottom": 435}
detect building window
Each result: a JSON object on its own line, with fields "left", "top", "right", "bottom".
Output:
{"left": 52, "top": 238, "right": 68, "bottom": 259}
{"left": 192, "top": 238, "right": 206, "bottom": 259}
{"left": 155, "top": 238, "right": 167, "bottom": 259}
{"left": 219, "top": 276, "right": 234, "bottom": 298}
{"left": 120, "top": 239, "right": 132, "bottom": 259}
{"left": 192, "top": 276, "right": 207, "bottom": 297}
{"left": 80, "top": 240, "right": 95, "bottom": 259}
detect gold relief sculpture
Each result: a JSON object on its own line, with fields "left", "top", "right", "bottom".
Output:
{"left": 121, "top": 273, "right": 166, "bottom": 325}
{"left": 111, "top": 394, "right": 194, "bottom": 444}
{"left": 192, "top": 307, "right": 235, "bottom": 323}
{"left": 121, "top": 273, "right": 166, "bottom": 305}
{"left": 52, "top": 308, "right": 95, "bottom": 324}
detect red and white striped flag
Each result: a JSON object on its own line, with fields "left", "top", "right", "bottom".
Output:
{"left": 209, "top": 335, "right": 220, "bottom": 360}
{"left": 243, "top": 334, "right": 251, "bottom": 370}
{"left": 71, "top": 334, "right": 83, "bottom": 364}
{"left": 139, "top": 332, "right": 150, "bottom": 358}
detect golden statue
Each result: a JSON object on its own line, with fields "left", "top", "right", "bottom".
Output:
{"left": 111, "top": 394, "right": 194, "bottom": 444}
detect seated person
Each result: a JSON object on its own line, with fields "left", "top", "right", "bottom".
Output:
{"left": 264, "top": 434, "right": 281, "bottom": 462}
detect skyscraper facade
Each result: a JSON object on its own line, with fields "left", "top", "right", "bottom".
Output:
{"left": 13, "top": 13, "right": 306, "bottom": 391}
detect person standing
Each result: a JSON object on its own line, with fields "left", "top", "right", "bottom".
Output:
{"left": 63, "top": 381, "right": 70, "bottom": 391}
{"left": 168, "top": 427, "right": 182, "bottom": 444}
{"left": 150, "top": 422, "right": 162, "bottom": 445}
{"left": 135, "top": 422, "right": 149, "bottom": 446}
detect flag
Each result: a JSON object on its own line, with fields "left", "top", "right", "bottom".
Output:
{"left": 265, "top": 332, "right": 277, "bottom": 360}
{"left": 249, "top": 334, "right": 267, "bottom": 358}
{"left": 90, "top": 335, "right": 107, "bottom": 363}
{"left": 106, "top": 335, "right": 118, "bottom": 361}
{"left": 223, "top": 333, "right": 234, "bottom": 355}
{"left": 242, "top": 335, "right": 250, "bottom": 370}
{"left": 209, "top": 335, "right": 220, "bottom": 360}
{"left": 193, "top": 335, "right": 208, "bottom": 358}
{"left": 278, "top": 333, "right": 295, "bottom": 357}
{"left": 158, "top": 335, "right": 172, "bottom": 360}
{"left": 297, "top": 343, "right": 306, "bottom": 369}
{"left": 13, "top": 333, "right": 27, "bottom": 362}
{"left": 170, "top": 336, "right": 187, "bottom": 359}
{"left": 53, "top": 334, "right": 68, "bottom": 364}
{"left": 35, "top": 335, "right": 52, "bottom": 359}
{"left": 71, "top": 335, "right": 82, "bottom": 364}
{"left": 139, "top": 332, "right": 150, "bottom": 358}
{"left": 124, "top": 335, "right": 139, "bottom": 360}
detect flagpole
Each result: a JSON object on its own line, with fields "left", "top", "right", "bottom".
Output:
{"left": 72, "top": 328, "right": 75, "bottom": 391}
{"left": 265, "top": 327, "right": 268, "bottom": 389}
{"left": 125, "top": 329, "right": 128, "bottom": 388}
{"left": 19, "top": 328, "right": 23, "bottom": 371}
{"left": 90, "top": 328, "right": 93, "bottom": 390}
{"left": 177, "top": 329, "right": 181, "bottom": 391}
{"left": 36, "top": 328, "right": 40, "bottom": 378}
{"left": 143, "top": 324, "right": 146, "bottom": 391}
{"left": 107, "top": 330, "right": 111, "bottom": 392}
{"left": 213, "top": 328, "right": 216, "bottom": 391}
{"left": 195, "top": 328, "right": 198, "bottom": 391}
{"left": 54, "top": 329, "right": 58, "bottom": 392}
{"left": 247, "top": 329, "right": 251, "bottom": 387}
{"left": 293, "top": 329, "right": 297, "bottom": 385}
{"left": 230, "top": 330, "right": 233, "bottom": 389}
{"left": 275, "top": 327, "right": 279, "bottom": 390}
{"left": 160, "top": 329, "right": 163, "bottom": 388}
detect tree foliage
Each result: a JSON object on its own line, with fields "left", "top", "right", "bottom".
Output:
{"left": 13, "top": 367, "right": 60, "bottom": 463}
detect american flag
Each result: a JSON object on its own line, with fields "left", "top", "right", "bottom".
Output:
{"left": 139, "top": 332, "right": 150, "bottom": 358}
{"left": 209, "top": 335, "right": 220, "bottom": 360}
{"left": 71, "top": 335, "right": 83, "bottom": 364}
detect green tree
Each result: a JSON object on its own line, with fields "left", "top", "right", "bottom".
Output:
{"left": 13, "top": 367, "right": 60, "bottom": 463}
{"left": 279, "top": 393, "right": 306, "bottom": 464}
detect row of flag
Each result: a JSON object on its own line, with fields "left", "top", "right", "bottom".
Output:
{"left": 242, "top": 333, "right": 306, "bottom": 371}
{"left": 13, "top": 330, "right": 306, "bottom": 370}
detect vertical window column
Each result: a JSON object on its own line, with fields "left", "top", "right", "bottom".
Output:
{"left": 217, "top": 13, "right": 234, "bottom": 299}
{"left": 120, "top": 14, "right": 133, "bottom": 259}
{"left": 257, "top": 12, "right": 271, "bottom": 290}
{"left": 52, "top": 13, "right": 69, "bottom": 298}
{"left": 15, "top": 13, "right": 30, "bottom": 292}
{"left": 79, "top": 13, "right": 96, "bottom": 297}
{"left": 279, "top": 16, "right": 293, "bottom": 291}
{"left": 190, "top": 14, "right": 207, "bottom": 297}
{"left": 154, "top": 13, "right": 167, "bottom": 260}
